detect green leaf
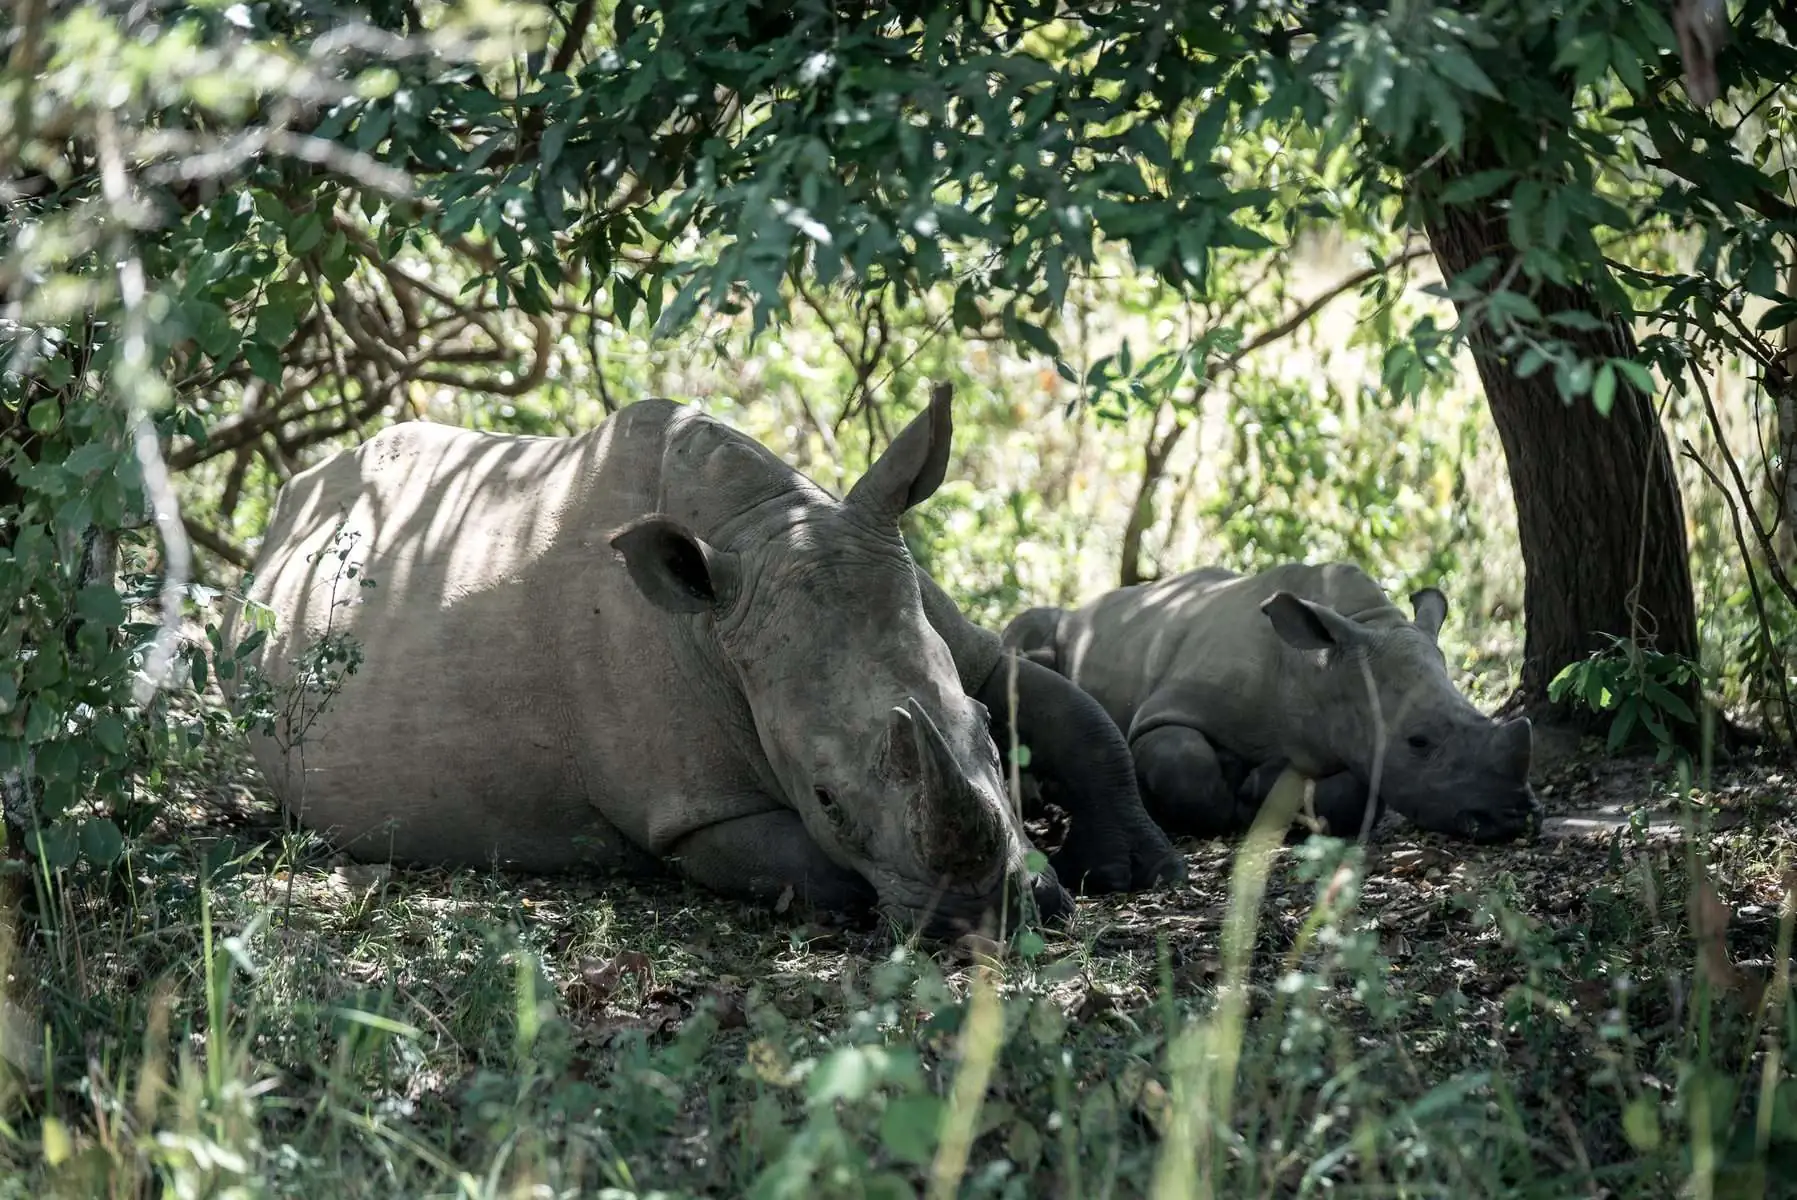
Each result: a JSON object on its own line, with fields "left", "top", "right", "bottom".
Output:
{"left": 1622, "top": 1095, "right": 1661, "bottom": 1152}
{"left": 1615, "top": 358, "right": 1655, "bottom": 393}
{"left": 1755, "top": 300, "right": 1797, "bottom": 332}
{"left": 862, "top": 1172, "right": 918, "bottom": 1200}
{"left": 1434, "top": 47, "right": 1501, "bottom": 100}
{"left": 1644, "top": 681, "right": 1696, "bottom": 724}
{"left": 1592, "top": 362, "right": 1616, "bottom": 415}
{"left": 1608, "top": 36, "right": 1646, "bottom": 97}
{"left": 878, "top": 1094, "right": 945, "bottom": 1166}
{"left": 1013, "top": 742, "right": 1032, "bottom": 769}
{"left": 233, "top": 627, "right": 268, "bottom": 660}
{"left": 1437, "top": 168, "right": 1509, "bottom": 206}
{"left": 76, "top": 584, "right": 127, "bottom": 627}
{"left": 256, "top": 301, "right": 298, "bottom": 346}
{"left": 35, "top": 741, "right": 80, "bottom": 782}
{"left": 1608, "top": 696, "right": 1639, "bottom": 750}
{"left": 27, "top": 824, "right": 79, "bottom": 871}
{"left": 27, "top": 402, "right": 61, "bottom": 433}
{"left": 1004, "top": 310, "right": 1061, "bottom": 359}
{"left": 243, "top": 341, "right": 284, "bottom": 383}
{"left": 92, "top": 715, "right": 127, "bottom": 756}
{"left": 808, "top": 1045, "right": 887, "bottom": 1108}
{"left": 62, "top": 442, "right": 116, "bottom": 476}
{"left": 287, "top": 212, "right": 325, "bottom": 255}
{"left": 1548, "top": 310, "right": 1604, "bottom": 332}
{"left": 78, "top": 817, "right": 124, "bottom": 866}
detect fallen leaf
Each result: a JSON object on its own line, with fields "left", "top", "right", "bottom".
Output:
{"left": 1135, "top": 1077, "right": 1172, "bottom": 1138}
{"left": 563, "top": 950, "right": 654, "bottom": 1015}
{"left": 702, "top": 987, "right": 748, "bottom": 1030}
{"left": 1689, "top": 875, "right": 1767, "bottom": 1010}
{"left": 956, "top": 932, "right": 1005, "bottom": 964}
{"left": 1075, "top": 983, "right": 1118, "bottom": 1024}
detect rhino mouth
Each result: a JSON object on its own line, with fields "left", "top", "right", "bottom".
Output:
{"left": 1448, "top": 793, "right": 1541, "bottom": 844}
{"left": 873, "top": 868, "right": 1072, "bottom": 938}
{"left": 1399, "top": 783, "right": 1540, "bottom": 844}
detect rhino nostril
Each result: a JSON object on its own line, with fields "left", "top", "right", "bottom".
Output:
{"left": 815, "top": 788, "right": 842, "bottom": 821}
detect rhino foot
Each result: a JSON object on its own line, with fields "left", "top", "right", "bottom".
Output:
{"left": 1029, "top": 781, "right": 1185, "bottom": 895}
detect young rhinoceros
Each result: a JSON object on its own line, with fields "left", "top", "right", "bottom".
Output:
{"left": 224, "top": 385, "right": 1175, "bottom": 938}
{"left": 1001, "top": 561, "right": 1540, "bottom": 844}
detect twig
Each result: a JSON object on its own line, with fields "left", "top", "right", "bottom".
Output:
{"left": 94, "top": 109, "right": 192, "bottom": 707}
{"left": 1681, "top": 441, "right": 1795, "bottom": 742}
{"left": 1691, "top": 368, "right": 1797, "bottom": 612}
{"left": 1215, "top": 244, "right": 1432, "bottom": 377}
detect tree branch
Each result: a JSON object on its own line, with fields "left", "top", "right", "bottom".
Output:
{"left": 182, "top": 516, "right": 252, "bottom": 570}
{"left": 1217, "top": 244, "right": 1432, "bottom": 376}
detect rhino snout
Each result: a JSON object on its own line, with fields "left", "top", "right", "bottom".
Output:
{"left": 1455, "top": 789, "right": 1542, "bottom": 844}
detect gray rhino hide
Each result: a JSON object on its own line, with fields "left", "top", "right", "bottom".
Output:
{"left": 224, "top": 394, "right": 1072, "bottom": 935}
{"left": 1002, "top": 562, "right": 1538, "bottom": 843}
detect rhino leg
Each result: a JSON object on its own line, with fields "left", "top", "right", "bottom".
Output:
{"left": 975, "top": 656, "right": 1186, "bottom": 895}
{"left": 1237, "top": 759, "right": 1383, "bottom": 841}
{"left": 1128, "top": 724, "right": 1259, "bottom": 837}
{"left": 667, "top": 809, "right": 877, "bottom": 918}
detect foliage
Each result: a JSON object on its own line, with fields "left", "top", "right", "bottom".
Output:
{"left": 1550, "top": 636, "right": 1710, "bottom": 764}
{"left": 4, "top": 1, "right": 1797, "bottom": 1193}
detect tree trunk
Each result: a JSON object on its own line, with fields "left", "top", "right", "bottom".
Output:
{"left": 1419, "top": 187, "right": 1700, "bottom": 732}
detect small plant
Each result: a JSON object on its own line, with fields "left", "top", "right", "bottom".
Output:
{"left": 1549, "top": 635, "right": 1707, "bottom": 763}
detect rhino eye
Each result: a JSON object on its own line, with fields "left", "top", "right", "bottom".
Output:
{"left": 1406, "top": 735, "right": 1432, "bottom": 754}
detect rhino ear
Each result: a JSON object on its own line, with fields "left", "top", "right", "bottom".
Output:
{"left": 610, "top": 516, "right": 735, "bottom": 614}
{"left": 845, "top": 380, "right": 954, "bottom": 518}
{"left": 1263, "top": 592, "right": 1364, "bottom": 653}
{"left": 1410, "top": 587, "right": 1449, "bottom": 642}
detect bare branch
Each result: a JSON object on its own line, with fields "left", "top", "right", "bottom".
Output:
{"left": 1218, "top": 244, "right": 1432, "bottom": 376}
{"left": 139, "top": 128, "right": 415, "bottom": 200}
{"left": 182, "top": 516, "right": 253, "bottom": 570}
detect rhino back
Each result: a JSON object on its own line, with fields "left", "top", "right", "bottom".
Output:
{"left": 1054, "top": 562, "right": 1411, "bottom": 758}
{"left": 235, "top": 400, "right": 791, "bottom": 870}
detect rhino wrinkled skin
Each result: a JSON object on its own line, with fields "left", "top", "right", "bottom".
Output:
{"left": 1001, "top": 562, "right": 1541, "bottom": 844}
{"left": 224, "top": 388, "right": 1177, "bottom": 937}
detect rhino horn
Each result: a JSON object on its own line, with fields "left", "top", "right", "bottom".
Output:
{"left": 1496, "top": 716, "right": 1533, "bottom": 779}
{"left": 890, "top": 699, "right": 1001, "bottom": 872}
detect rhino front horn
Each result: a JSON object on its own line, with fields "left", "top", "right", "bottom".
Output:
{"left": 899, "top": 697, "right": 1001, "bottom": 871}
{"left": 1498, "top": 716, "right": 1533, "bottom": 779}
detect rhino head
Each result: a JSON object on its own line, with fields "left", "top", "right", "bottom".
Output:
{"left": 611, "top": 385, "right": 1070, "bottom": 936}
{"left": 1261, "top": 586, "right": 1539, "bottom": 843}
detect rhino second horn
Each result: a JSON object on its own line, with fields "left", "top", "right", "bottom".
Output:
{"left": 905, "top": 697, "right": 1003, "bottom": 873}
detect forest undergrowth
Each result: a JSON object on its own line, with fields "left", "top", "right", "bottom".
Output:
{"left": 1, "top": 674, "right": 1793, "bottom": 1199}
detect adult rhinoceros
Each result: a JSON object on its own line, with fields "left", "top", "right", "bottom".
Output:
{"left": 1001, "top": 561, "right": 1540, "bottom": 844}
{"left": 224, "top": 384, "right": 1179, "bottom": 937}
